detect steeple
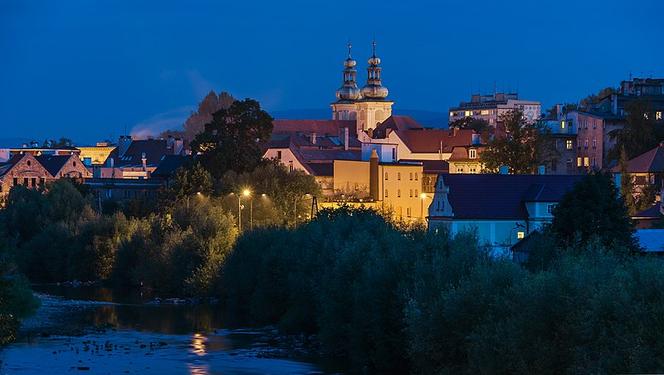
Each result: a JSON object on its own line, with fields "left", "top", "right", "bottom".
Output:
{"left": 361, "top": 40, "right": 389, "bottom": 100}
{"left": 335, "top": 42, "right": 362, "bottom": 101}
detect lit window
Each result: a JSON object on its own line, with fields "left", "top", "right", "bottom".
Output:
{"left": 657, "top": 111, "right": 662, "bottom": 120}
{"left": 385, "top": 172, "right": 388, "bottom": 180}
{"left": 517, "top": 231, "right": 525, "bottom": 239}
{"left": 397, "top": 189, "right": 401, "bottom": 197}
{"left": 566, "top": 140, "right": 573, "bottom": 150}
{"left": 409, "top": 172, "right": 413, "bottom": 180}
{"left": 464, "top": 110, "right": 472, "bottom": 117}
{"left": 584, "top": 157, "right": 589, "bottom": 167}
{"left": 449, "top": 112, "right": 454, "bottom": 117}
{"left": 469, "top": 149, "right": 477, "bottom": 159}
{"left": 480, "top": 110, "right": 489, "bottom": 115}
{"left": 409, "top": 189, "right": 413, "bottom": 197}
{"left": 414, "top": 173, "right": 418, "bottom": 181}
{"left": 561, "top": 121, "right": 566, "bottom": 129}
{"left": 577, "top": 157, "right": 582, "bottom": 167}
{"left": 397, "top": 172, "right": 401, "bottom": 180}
{"left": 385, "top": 189, "right": 388, "bottom": 198}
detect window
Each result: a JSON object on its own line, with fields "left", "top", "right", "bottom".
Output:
{"left": 469, "top": 149, "right": 477, "bottom": 159}
{"left": 592, "top": 139, "right": 597, "bottom": 149}
{"left": 566, "top": 140, "right": 573, "bottom": 150}
{"left": 480, "top": 110, "right": 489, "bottom": 115}
{"left": 277, "top": 150, "right": 282, "bottom": 159}
{"left": 517, "top": 231, "right": 525, "bottom": 239}
{"left": 657, "top": 111, "right": 662, "bottom": 120}
{"left": 384, "top": 172, "right": 388, "bottom": 180}
{"left": 407, "top": 207, "right": 411, "bottom": 217}
{"left": 397, "top": 189, "right": 401, "bottom": 197}
{"left": 464, "top": 110, "right": 472, "bottom": 117}
{"left": 449, "top": 112, "right": 454, "bottom": 117}
{"left": 23, "top": 178, "right": 28, "bottom": 186}
{"left": 583, "top": 157, "right": 589, "bottom": 167}
{"left": 547, "top": 204, "right": 556, "bottom": 214}
{"left": 409, "top": 189, "right": 413, "bottom": 197}
{"left": 457, "top": 167, "right": 464, "bottom": 173}
{"left": 592, "top": 121, "right": 596, "bottom": 129}
{"left": 27, "top": 160, "right": 31, "bottom": 166}
{"left": 73, "top": 161, "right": 77, "bottom": 167}
{"left": 592, "top": 157, "right": 596, "bottom": 166}
{"left": 414, "top": 173, "right": 418, "bottom": 181}
{"left": 391, "top": 148, "right": 396, "bottom": 161}
{"left": 577, "top": 157, "right": 582, "bottom": 167}
{"left": 31, "top": 178, "right": 36, "bottom": 187}
{"left": 415, "top": 189, "right": 418, "bottom": 196}
{"left": 288, "top": 161, "right": 294, "bottom": 172}
{"left": 397, "top": 172, "right": 401, "bottom": 180}
{"left": 409, "top": 172, "right": 413, "bottom": 180}
{"left": 584, "top": 139, "right": 588, "bottom": 148}
{"left": 385, "top": 189, "right": 388, "bottom": 198}
{"left": 39, "top": 178, "right": 44, "bottom": 186}
{"left": 561, "top": 120, "right": 566, "bottom": 129}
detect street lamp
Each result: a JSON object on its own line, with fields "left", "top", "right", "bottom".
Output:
{"left": 243, "top": 189, "right": 253, "bottom": 230}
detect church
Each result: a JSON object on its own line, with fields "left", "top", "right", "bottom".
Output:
{"left": 330, "top": 42, "right": 394, "bottom": 134}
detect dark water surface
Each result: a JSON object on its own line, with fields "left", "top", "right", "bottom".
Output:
{"left": 0, "top": 285, "right": 330, "bottom": 374}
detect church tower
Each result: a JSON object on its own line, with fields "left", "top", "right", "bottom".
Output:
{"left": 331, "top": 43, "right": 361, "bottom": 123}
{"left": 356, "top": 40, "right": 393, "bottom": 132}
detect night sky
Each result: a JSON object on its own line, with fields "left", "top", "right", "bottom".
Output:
{"left": 1, "top": 0, "right": 663, "bottom": 144}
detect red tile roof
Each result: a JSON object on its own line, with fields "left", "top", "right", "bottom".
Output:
{"left": 612, "top": 144, "right": 664, "bottom": 173}
{"left": 399, "top": 128, "right": 475, "bottom": 153}
{"left": 272, "top": 119, "right": 356, "bottom": 136}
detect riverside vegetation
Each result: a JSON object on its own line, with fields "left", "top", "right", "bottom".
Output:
{"left": 2, "top": 170, "right": 664, "bottom": 373}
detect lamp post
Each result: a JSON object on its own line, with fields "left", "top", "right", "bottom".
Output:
{"left": 242, "top": 189, "right": 252, "bottom": 230}
{"left": 236, "top": 188, "right": 251, "bottom": 232}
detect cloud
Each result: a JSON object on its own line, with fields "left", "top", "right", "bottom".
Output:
{"left": 130, "top": 106, "right": 193, "bottom": 139}
{"left": 186, "top": 69, "right": 216, "bottom": 99}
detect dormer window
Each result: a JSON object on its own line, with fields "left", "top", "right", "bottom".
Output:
{"left": 469, "top": 149, "right": 477, "bottom": 159}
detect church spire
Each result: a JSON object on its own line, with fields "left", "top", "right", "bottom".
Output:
{"left": 361, "top": 40, "right": 389, "bottom": 100}
{"left": 335, "top": 41, "right": 361, "bottom": 101}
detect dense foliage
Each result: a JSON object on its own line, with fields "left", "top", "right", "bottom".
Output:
{"left": 480, "top": 110, "right": 555, "bottom": 173}
{"left": 609, "top": 100, "right": 664, "bottom": 161}
{"left": 191, "top": 98, "right": 274, "bottom": 177}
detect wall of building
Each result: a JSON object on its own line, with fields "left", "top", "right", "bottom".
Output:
{"left": 77, "top": 146, "right": 116, "bottom": 166}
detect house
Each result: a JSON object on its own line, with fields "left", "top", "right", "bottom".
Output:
{"left": 361, "top": 115, "right": 477, "bottom": 161}
{"left": 0, "top": 143, "right": 80, "bottom": 162}
{"left": 77, "top": 142, "right": 117, "bottom": 166}
{"left": 36, "top": 154, "right": 92, "bottom": 179}
{"left": 428, "top": 174, "right": 583, "bottom": 254}
{"left": 611, "top": 143, "right": 664, "bottom": 194}
{"left": 96, "top": 136, "right": 184, "bottom": 179}
{"left": 538, "top": 117, "right": 578, "bottom": 175}
{"left": 0, "top": 153, "right": 52, "bottom": 201}
{"left": 447, "top": 145, "right": 485, "bottom": 174}
{"left": 449, "top": 92, "right": 541, "bottom": 128}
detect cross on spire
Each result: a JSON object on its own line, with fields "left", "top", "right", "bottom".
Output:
{"left": 347, "top": 40, "right": 352, "bottom": 58}
{"left": 372, "top": 39, "right": 376, "bottom": 57}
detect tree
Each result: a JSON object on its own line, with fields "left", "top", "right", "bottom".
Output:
{"left": 549, "top": 173, "right": 637, "bottom": 252}
{"left": 218, "top": 160, "right": 321, "bottom": 227}
{"left": 42, "top": 137, "right": 73, "bottom": 148}
{"left": 183, "top": 91, "right": 235, "bottom": 144}
{"left": 161, "top": 162, "right": 213, "bottom": 203}
{"left": 449, "top": 117, "right": 490, "bottom": 134}
{"left": 618, "top": 147, "right": 637, "bottom": 214}
{"left": 191, "top": 98, "right": 274, "bottom": 178}
{"left": 608, "top": 100, "right": 664, "bottom": 161}
{"left": 579, "top": 87, "right": 616, "bottom": 109}
{"left": 480, "top": 110, "right": 555, "bottom": 174}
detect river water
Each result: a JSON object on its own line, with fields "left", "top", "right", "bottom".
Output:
{"left": 0, "top": 286, "right": 331, "bottom": 374}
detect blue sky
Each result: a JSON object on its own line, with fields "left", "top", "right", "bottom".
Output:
{"left": 1, "top": 0, "right": 663, "bottom": 144}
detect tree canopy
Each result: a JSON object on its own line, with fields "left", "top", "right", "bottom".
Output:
{"left": 549, "top": 173, "right": 637, "bottom": 252}
{"left": 609, "top": 99, "right": 664, "bottom": 161}
{"left": 480, "top": 110, "right": 554, "bottom": 174}
{"left": 191, "top": 98, "right": 273, "bottom": 178}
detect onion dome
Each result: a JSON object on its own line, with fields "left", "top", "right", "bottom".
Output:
{"left": 361, "top": 40, "right": 389, "bottom": 100}
{"left": 336, "top": 42, "right": 362, "bottom": 101}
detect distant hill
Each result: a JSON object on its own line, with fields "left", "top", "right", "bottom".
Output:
{"left": 271, "top": 109, "right": 449, "bottom": 129}
{"left": 0, "top": 137, "right": 31, "bottom": 148}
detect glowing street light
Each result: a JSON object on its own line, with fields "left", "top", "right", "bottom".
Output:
{"left": 420, "top": 192, "right": 429, "bottom": 219}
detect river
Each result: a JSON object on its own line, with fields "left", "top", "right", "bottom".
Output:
{"left": 0, "top": 285, "right": 333, "bottom": 374}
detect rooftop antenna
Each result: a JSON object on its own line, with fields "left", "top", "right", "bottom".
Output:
{"left": 347, "top": 39, "right": 352, "bottom": 58}
{"left": 371, "top": 37, "right": 377, "bottom": 57}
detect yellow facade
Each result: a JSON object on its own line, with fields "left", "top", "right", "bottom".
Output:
{"left": 77, "top": 145, "right": 116, "bottom": 166}
{"left": 332, "top": 160, "right": 428, "bottom": 223}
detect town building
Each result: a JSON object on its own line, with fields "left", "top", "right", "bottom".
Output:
{"left": 0, "top": 153, "right": 89, "bottom": 202}
{"left": 427, "top": 174, "right": 583, "bottom": 254}
{"left": 447, "top": 144, "right": 485, "bottom": 174}
{"left": 449, "top": 92, "right": 541, "bottom": 128}
{"left": 94, "top": 135, "right": 185, "bottom": 179}
{"left": 77, "top": 142, "right": 117, "bottom": 166}
{"left": 611, "top": 143, "right": 664, "bottom": 198}
{"left": 538, "top": 118, "right": 578, "bottom": 174}
{"left": 0, "top": 143, "right": 80, "bottom": 162}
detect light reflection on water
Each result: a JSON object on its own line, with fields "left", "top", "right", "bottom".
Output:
{"left": 0, "top": 286, "right": 327, "bottom": 374}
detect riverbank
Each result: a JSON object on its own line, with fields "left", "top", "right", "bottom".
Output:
{"left": 0, "top": 291, "right": 332, "bottom": 374}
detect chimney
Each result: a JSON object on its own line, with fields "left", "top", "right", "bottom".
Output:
{"left": 118, "top": 135, "right": 132, "bottom": 158}
{"left": 141, "top": 152, "right": 147, "bottom": 171}
{"left": 370, "top": 149, "right": 379, "bottom": 201}
{"left": 499, "top": 165, "right": 509, "bottom": 175}
{"left": 311, "top": 132, "right": 317, "bottom": 145}
{"left": 344, "top": 127, "right": 349, "bottom": 151}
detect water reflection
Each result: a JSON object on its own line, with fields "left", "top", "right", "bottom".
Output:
{"left": 188, "top": 363, "right": 210, "bottom": 375}
{"left": 191, "top": 333, "right": 207, "bottom": 356}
